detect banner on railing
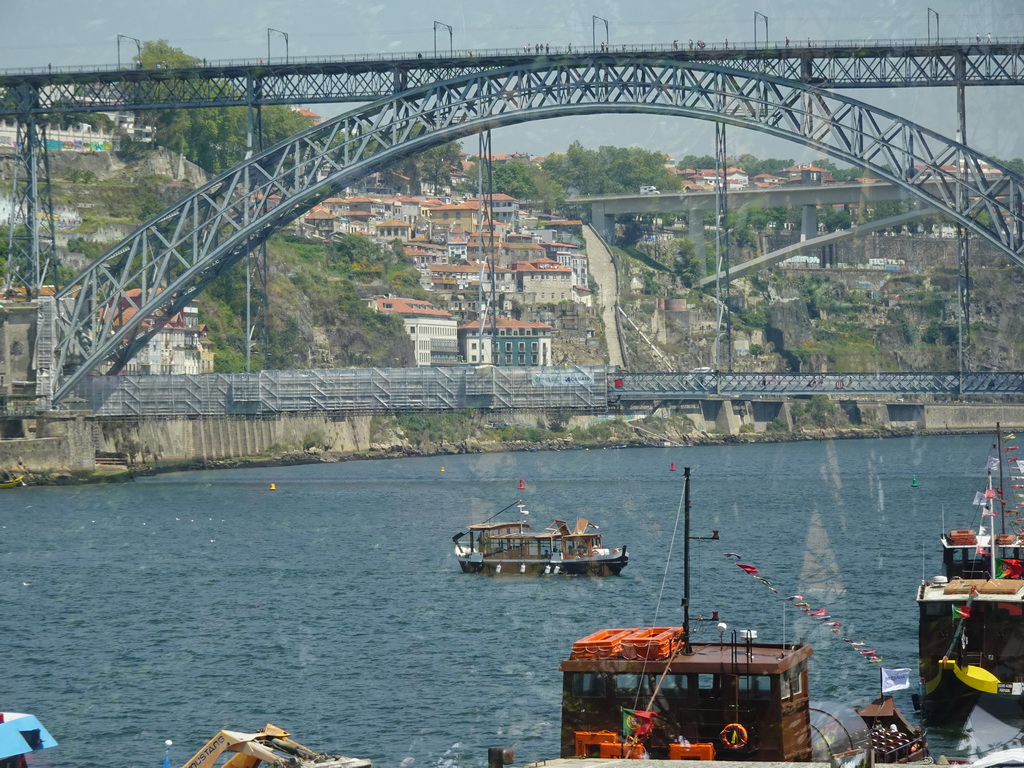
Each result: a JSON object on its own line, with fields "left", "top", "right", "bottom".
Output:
{"left": 531, "top": 372, "right": 596, "bottom": 387}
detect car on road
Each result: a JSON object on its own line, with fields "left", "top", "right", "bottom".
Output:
{"left": 639, "top": 186, "right": 661, "bottom": 195}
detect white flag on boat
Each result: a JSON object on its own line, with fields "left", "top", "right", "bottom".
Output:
{"left": 881, "top": 667, "right": 912, "bottom": 694}
{"left": 1017, "top": 459, "right": 1024, "bottom": 474}
{"left": 974, "top": 491, "right": 987, "bottom": 506}
{"left": 987, "top": 456, "right": 1000, "bottom": 471}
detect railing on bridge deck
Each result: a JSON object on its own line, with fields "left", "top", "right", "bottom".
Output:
{"left": 2, "top": 36, "right": 1022, "bottom": 77}
{"left": 51, "top": 367, "right": 1024, "bottom": 418}
{"left": 73, "top": 365, "right": 616, "bottom": 418}
{"left": 613, "top": 371, "right": 1024, "bottom": 401}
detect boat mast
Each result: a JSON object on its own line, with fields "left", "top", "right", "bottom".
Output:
{"left": 680, "top": 467, "right": 718, "bottom": 654}
{"left": 997, "top": 422, "right": 1007, "bottom": 536}
{"left": 683, "top": 466, "right": 692, "bottom": 653}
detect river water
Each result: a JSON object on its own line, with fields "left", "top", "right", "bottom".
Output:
{"left": 4, "top": 433, "right": 1020, "bottom": 768}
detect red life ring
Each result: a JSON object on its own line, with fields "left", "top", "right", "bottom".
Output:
{"left": 720, "top": 723, "right": 748, "bottom": 749}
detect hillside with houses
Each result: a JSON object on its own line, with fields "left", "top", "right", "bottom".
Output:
{"left": 4, "top": 124, "right": 1024, "bottom": 379}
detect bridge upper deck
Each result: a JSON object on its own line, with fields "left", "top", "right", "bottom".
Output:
{"left": 2, "top": 38, "right": 1023, "bottom": 116}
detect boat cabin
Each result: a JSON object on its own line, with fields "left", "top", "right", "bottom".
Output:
{"left": 465, "top": 518, "right": 607, "bottom": 561}
{"left": 560, "top": 627, "right": 814, "bottom": 762}
{"left": 938, "top": 528, "right": 1024, "bottom": 580}
{"left": 917, "top": 529, "right": 1024, "bottom": 719}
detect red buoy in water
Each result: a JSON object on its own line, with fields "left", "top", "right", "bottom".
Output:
{"left": 670, "top": 462, "right": 676, "bottom": 471}
{"left": 519, "top": 478, "right": 526, "bottom": 490}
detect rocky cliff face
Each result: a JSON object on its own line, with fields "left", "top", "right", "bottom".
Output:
{"left": 617, "top": 231, "right": 1024, "bottom": 374}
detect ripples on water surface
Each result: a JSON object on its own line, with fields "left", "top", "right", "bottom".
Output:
{"left": 3, "top": 433, "right": 1019, "bottom": 768}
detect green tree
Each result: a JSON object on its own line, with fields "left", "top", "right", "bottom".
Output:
{"left": 671, "top": 239, "right": 702, "bottom": 287}
{"left": 413, "top": 142, "right": 462, "bottom": 193}
{"left": 135, "top": 40, "right": 316, "bottom": 172}
{"left": 677, "top": 154, "right": 716, "bottom": 170}
{"left": 544, "top": 142, "right": 678, "bottom": 196}
{"left": 488, "top": 159, "right": 540, "bottom": 200}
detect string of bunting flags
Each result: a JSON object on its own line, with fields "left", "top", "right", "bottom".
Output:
{"left": 975, "top": 434, "right": 1024, "bottom": 579}
{"left": 724, "top": 553, "right": 885, "bottom": 664}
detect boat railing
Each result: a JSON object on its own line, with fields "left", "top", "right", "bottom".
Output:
{"left": 958, "top": 651, "right": 985, "bottom": 667}
{"left": 870, "top": 730, "right": 925, "bottom": 763}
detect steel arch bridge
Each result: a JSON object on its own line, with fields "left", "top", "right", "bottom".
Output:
{"left": 44, "top": 59, "right": 1024, "bottom": 405}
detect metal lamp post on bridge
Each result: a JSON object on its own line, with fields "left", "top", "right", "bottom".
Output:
{"left": 117, "top": 34, "right": 142, "bottom": 69}
{"left": 433, "top": 21, "right": 453, "bottom": 58}
{"left": 927, "top": 8, "right": 940, "bottom": 45}
{"left": 267, "top": 28, "right": 289, "bottom": 64}
{"left": 592, "top": 16, "right": 609, "bottom": 51}
{"left": 753, "top": 12, "right": 768, "bottom": 49}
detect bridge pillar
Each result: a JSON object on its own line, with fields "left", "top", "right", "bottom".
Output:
{"left": 801, "top": 204, "right": 817, "bottom": 241}
{"left": 590, "top": 203, "right": 616, "bottom": 244}
{"left": 699, "top": 399, "right": 742, "bottom": 435}
{"left": 688, "top": 209, "right": 708, "bottom": 272}
{"left": 750, "top": 399, "right": 792, "bottom": 432}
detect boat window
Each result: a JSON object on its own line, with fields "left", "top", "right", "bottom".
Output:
{"left": 571, "top": 673, "right": 607, "bottom": 697}
{"left": 923, "top": 602, "right": 949, "bottom": 619}
{"left": 737, "top": 675, "right": 773, "bottom": 699}
{"left": 697, "top": 674, "right": 720, "bottom": 700}
{"left": 946, "top": 548, "right": 990, "bottom": 579}
{"left": 657, "top": 674, "right": 690, "bottom": 697}
{"left": 781, "top": 669, "right": 803, "bottom": 699}
{"left": 615, "top": 674, "right": 645, "bottom": 696}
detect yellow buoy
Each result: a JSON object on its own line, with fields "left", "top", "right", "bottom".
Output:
{"left": 269, "top": 483, "right": 277, "bottom": 491}
{"left": 440, "top": 467, "right": 445, "bottom": 472}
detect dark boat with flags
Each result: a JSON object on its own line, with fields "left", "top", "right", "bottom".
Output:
{"left": 918, "top": 425, "right": 1024, "bottom": 724}
{"left": 452, "top": 500, "right": 627, "bottom": 576}
{"left": 557, "top": 467, "right": 925, "bottom": 765}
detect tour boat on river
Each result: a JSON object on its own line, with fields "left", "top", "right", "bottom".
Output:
{"left": 557, "top": 468, "right": 924, "bottom": 765}
{"left": 918, "top": 426, "right": 1024, "bottom": 724}
{"left": 452, "top": 501, "right": 627, "bottom": 575}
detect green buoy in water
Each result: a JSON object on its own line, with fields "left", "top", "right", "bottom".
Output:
{"left": 912, "top": 476, "right": 919, "bottom": 487}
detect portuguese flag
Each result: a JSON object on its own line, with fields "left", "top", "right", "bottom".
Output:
{"left": 622, "top": 709, "right": 657, "bottom": 739}
{"left": 999, "top": 558, "right": 1024, "bottom": 578}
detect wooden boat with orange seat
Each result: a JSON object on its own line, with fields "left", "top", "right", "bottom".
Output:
{"left": 452, "top": 501, "right": 627, "bottom": 576}
{"left": 557, "top": 467, "right": 926, "bottom": 765}
{"left": 561, "top": 624, "right": 815, "bottom": 762}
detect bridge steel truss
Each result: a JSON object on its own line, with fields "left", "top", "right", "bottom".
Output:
{"left": 38, "top": 59, "right": 1024, "bottom": 405}
{"left": 4, "top": 43, "right": 1024, "bottom": 117}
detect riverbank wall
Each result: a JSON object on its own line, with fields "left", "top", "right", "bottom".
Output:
{"left": 2, "top": 399, "right": 1023, "bottom": 481}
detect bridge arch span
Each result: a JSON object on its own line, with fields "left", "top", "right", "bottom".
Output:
{"left": 50, "top": 60, "right": 1024, "bottom": 403}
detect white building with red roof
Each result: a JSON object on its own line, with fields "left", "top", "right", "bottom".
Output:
{"left": 467, "top": 193, "right": 521, "bottom": 230}
{"left": 375, "top": 218, "right": 413, "bottom": 240}
{"left": 512, "top": 257, "right": 575, "bottom": 304}
{"left": 369, "top": 296, "right": 458, "bottom": 366}
{"left": 111, "top": 291, "right": 214, "bottom": 376}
